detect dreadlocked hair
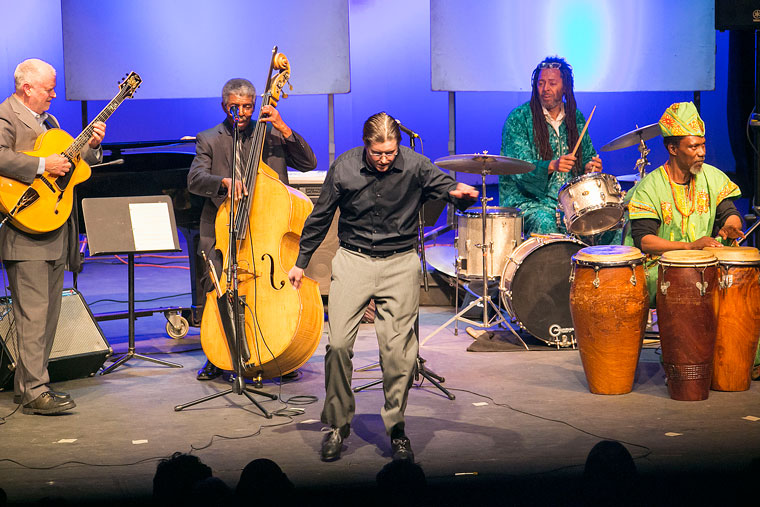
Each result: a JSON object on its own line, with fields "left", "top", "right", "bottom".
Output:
{"left": 529, "top": 56, "right": 582, "bottom": 175}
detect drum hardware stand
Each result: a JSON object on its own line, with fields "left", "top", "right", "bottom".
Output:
{"left": 421, "top": 153, "right": 523, "bottom": 348}
{"left": 175, "top": 106, "right": 276, "bottom": 417}
{"left": 736, "top": 207, "right": 760, "bottom": 246}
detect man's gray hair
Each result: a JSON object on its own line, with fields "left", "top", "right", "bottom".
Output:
{"left": 14, "top": 58, "right": 55, "bottom": 92}
{"left": 222, "top": 78, "right": 256, "bottom": 104}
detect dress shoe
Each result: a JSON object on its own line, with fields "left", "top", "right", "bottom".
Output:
{"left": 391, "top": 435, "right": 414, "bottom": 461}
{"left": 196, "top": 360, "right": 222, "bottom": 381}
{"left": 14, "top": 389, "right": 70, "bottom": 405}
{"left": 22, "top": 391, "right": 76, "bottom": 415}
{"left": 321, "top": 424, "right": 350, "bottom": 461}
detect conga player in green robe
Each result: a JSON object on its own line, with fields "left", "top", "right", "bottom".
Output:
{"left": 625, "top": 101, "right": 743, "bottom": 305}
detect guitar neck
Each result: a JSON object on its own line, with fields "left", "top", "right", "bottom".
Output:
{"left": 64, "top": 87, "right": 131, "bottom": 159}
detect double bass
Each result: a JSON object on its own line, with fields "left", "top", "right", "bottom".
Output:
{"left": 199, "top": 48, "right": 323, "bottom": 380}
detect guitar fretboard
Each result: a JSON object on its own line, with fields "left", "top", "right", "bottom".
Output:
{"left": 63, "top": 83, "right": 134, "bottom": 159}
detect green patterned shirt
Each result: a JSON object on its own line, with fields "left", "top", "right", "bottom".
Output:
{"left": 498, "top": 101, "right": 597, "bottom": 223}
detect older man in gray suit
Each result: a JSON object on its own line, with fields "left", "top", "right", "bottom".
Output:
{"left": 0, "top": 59, "right": 105, "bottom": 414}
{"left": 188, "top": 77, "right": 317, "bottom": 380}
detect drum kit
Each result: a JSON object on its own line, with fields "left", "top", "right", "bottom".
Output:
{"left": 423, "top": 125, "right": 652, "bottom": 348}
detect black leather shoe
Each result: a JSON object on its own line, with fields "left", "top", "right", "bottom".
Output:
{"left": 13, "top": 389, "right": 70, "bottom": 405}
{"left": 22, "top": 391, "right": 76, "bottom": 415}
{"left": 391, "top": 435, "right": 414, "bottom": 461}
{"left": 321, "top": 424, "right": 350, "bottom": 462}
{"left": 196, "top": 360, "right": 222, "bottom": 381}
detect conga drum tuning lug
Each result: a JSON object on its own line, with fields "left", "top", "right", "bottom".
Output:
{"left": 660, "top": 281, "right": 670, "bottom": 295}
{"left": 696, "top": 281, "right": 708, "bottom": 296}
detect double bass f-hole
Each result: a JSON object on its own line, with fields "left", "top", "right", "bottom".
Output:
{"left": 261, "top": 253, "right": 285, "bottom": 290}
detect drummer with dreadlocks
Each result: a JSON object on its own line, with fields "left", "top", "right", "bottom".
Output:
{"left": 498, "top": 56, "right": 618, "bottom": 243}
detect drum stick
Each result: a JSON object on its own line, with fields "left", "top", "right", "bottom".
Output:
{"left": 571, "top": 105, "right": 596, "bottom": 158}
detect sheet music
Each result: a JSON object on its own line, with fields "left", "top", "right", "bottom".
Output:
{"left": 129, "top": 202, "right": 175, "bottom": 251}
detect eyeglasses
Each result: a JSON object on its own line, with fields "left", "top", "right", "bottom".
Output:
{"left": 538, "top": 61, "right": 572, "bottom": 71}
{"left": 368, "top": 149, "right": 399, "bottom": 160}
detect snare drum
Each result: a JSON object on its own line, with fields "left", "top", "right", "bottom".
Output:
{"left": 569, "top": 246, "right": 649, "bottom": 394}
{"left": 657, "top": 250, "right": 719, "bottom": 401}
{"left": 557, "top": 173, "right": 624, "bottom": 236}
{"left": 456, "top": 207, "right": 522, "bottom": 279}
{"left": 703, "top": 246, "right": 760, "bottom": 392}
{"left": 500, "top": 235, "right": 586, "bottom": 346}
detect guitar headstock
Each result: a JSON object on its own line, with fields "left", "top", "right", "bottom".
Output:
{"left": 119, "top": 72, "right": 142, "bottom": 98}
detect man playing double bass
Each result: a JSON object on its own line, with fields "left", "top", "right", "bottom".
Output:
{"left": 288, "top": 112, "right": 478, "bottom": 462}
{"left": 187, "top": 78, "right": 317, "bottom": 381}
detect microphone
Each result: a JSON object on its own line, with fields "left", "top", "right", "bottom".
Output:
{"left": 395, "top": 119, "right": 419, "bottom": 139}
{"left": 228, "top": 105, "right": 240, "bottom": 118}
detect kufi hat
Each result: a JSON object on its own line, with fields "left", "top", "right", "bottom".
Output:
{"left": 659, "top": 102, "right": 705, "bottom": 137}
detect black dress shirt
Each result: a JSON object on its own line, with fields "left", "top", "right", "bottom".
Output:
{"left": 296, "top": 145, "right": 473, "bottom": 268}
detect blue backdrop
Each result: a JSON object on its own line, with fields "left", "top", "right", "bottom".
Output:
{"left": 0, "top": 0, "right": 741, "bottom": 198}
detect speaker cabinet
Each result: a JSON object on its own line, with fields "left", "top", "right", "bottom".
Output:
{"left": 0, "top": 288, "right": 112, "bottom": 389}
{"left": 716, "top": 0, "right": 760, "bottom": 30}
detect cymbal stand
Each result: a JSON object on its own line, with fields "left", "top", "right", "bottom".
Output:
{"left": 634, "top": 133, "right": 651, "bottom": 181}
{"left": 421, "top": 155, "right": 516, "bottom": 347}
{"left": 175, "top": 107, "right": 276, "bottom": 417}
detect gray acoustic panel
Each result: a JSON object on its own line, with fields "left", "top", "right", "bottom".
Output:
{"left": 61, "top": 0, "right": 350, "bottom": 99}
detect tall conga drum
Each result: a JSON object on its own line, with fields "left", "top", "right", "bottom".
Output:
{"left": 569, "top": 245, "right": 649, "bottom": 394}
{"left": 703, "top": 246, "right": 760, "bottom": 391}
{"left": 657, "top": 250, "right": 719, "bottom": 401}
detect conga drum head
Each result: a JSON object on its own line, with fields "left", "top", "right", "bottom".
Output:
{"left": 659, "top": 249, "right": 717, "bottom": 267}
{"left": 573, "top": 245, "right": 644, "bottom": 266}
{"left": 703, "top": 246, "right": 760, "bottom": 264}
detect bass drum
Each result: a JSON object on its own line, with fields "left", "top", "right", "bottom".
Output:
{"left": 500, "top": 235, "right": 586, "bottom": 346}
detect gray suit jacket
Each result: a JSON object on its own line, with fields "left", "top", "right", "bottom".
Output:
{"left": 0, "top": 94, "right": 101, "bottom": 263}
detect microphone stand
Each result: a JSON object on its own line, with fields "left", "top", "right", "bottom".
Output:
{"left": 175, "top": 110, "right": 276, "bottom": 416}
{"left": 353, "top": 130, "right": 455, "bottom": 400}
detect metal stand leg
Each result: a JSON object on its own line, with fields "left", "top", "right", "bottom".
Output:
{"left": 353, "top": 314, "right": 455, "bottom": 399}
{"left": 174, "top": 373, "right": 277, "bottom": 415}
{"left": 101, "top": 254, "right": 182, "bottom": 374}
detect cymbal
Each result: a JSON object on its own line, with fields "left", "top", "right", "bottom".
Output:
{"left": 435, "top": 153, "right": 534, "bottom": 175}
{"left": 600, "top": 123, "right": 660, "bottom": 152}
{"left": 425, "top": 246, "right": 457, "bottom": 278}
{"left": 616, "top": 173, "right": 641, "bottom": 182}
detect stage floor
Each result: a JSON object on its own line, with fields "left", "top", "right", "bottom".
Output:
{"left": 0, "top": 245, "right": 758, "bottom": 506}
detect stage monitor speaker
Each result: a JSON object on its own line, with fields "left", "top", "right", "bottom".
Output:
{"left": 716, "top": 0, "right": 760, "bottom": 30}
{"left": 0, "top": 288, "right": 112, "bottom": 390}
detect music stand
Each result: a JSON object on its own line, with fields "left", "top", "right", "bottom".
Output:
{"left": 82, "top": 195, "right": 183, "bottom": 374}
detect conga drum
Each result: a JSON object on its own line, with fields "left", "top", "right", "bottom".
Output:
{"left": 703, "top": 246, "right": 760, "bottom": 391}
{"left": 657, "top": 250, "right": 719, "bottom": 401}
{"left": 569, "top": 245, "right": 649, "bottom": 394}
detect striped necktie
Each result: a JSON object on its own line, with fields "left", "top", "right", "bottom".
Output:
{"left": 235, "top": 135, "right": 247, "bottom": 183}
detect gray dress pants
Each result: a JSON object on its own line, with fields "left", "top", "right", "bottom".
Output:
{"left": 320, "top": 247, "right": 420, "bottom": 434}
